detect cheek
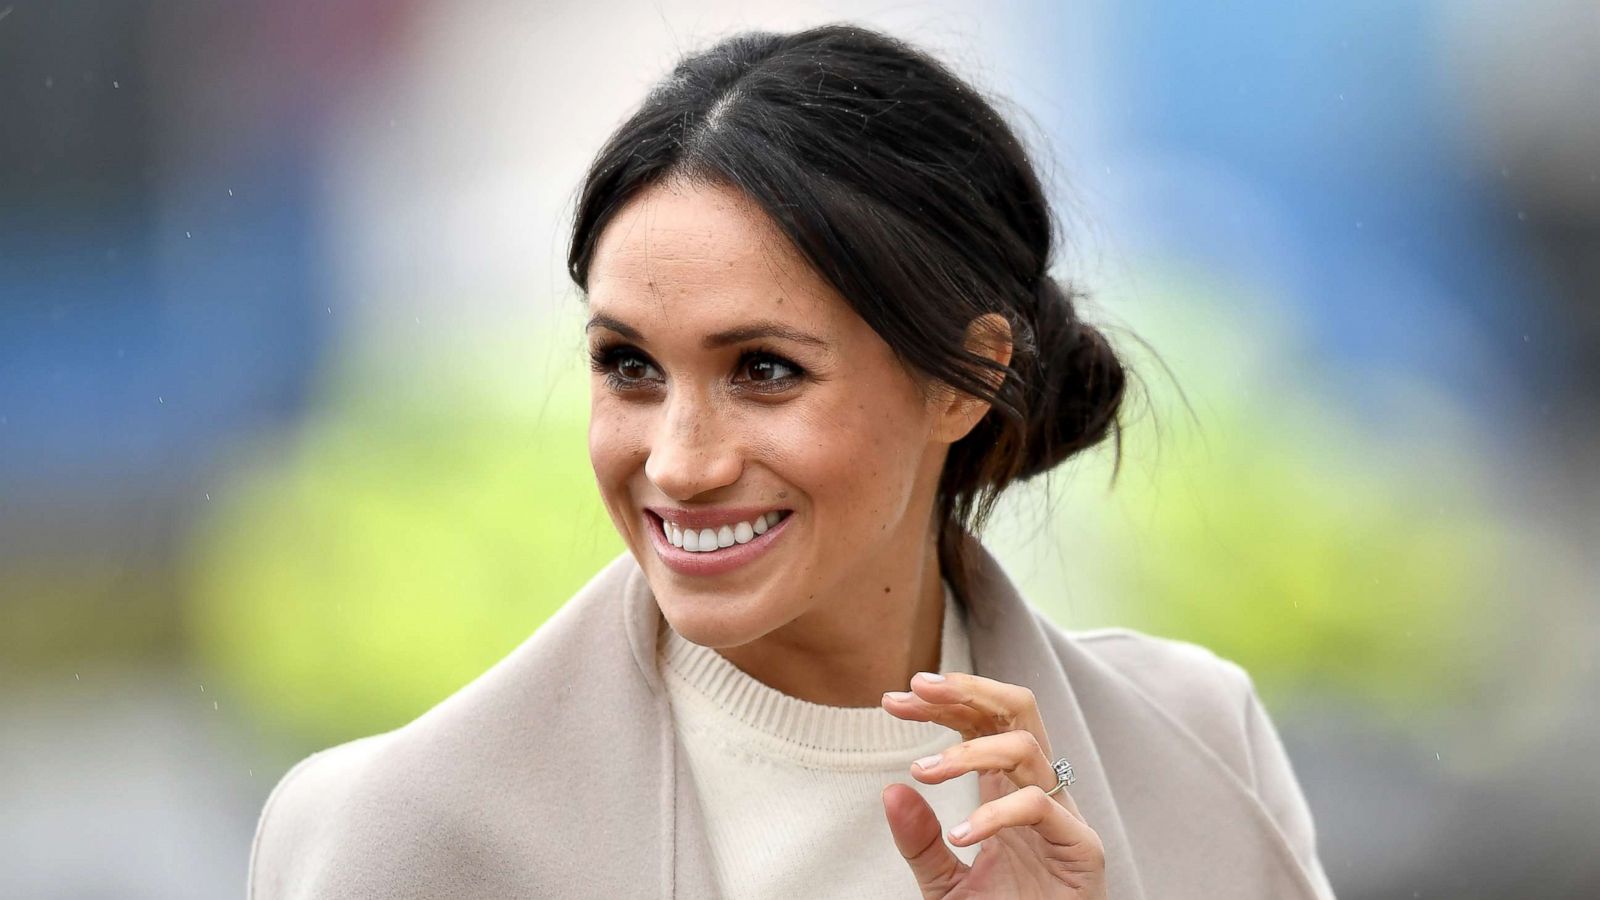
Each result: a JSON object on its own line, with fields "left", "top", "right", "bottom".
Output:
{"left": 587, "top": 397, "right": 647, "bottom": 501}
{"left": 770, "top": 393, "right": 930, "bottom": 522}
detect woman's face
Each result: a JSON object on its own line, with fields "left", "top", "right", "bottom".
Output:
{"left": 584, "top": 178, "right": 978, "bottom": 650}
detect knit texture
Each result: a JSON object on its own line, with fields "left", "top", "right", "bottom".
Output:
{"left": 659, "top": 581, "right": 982, "bottom": 900}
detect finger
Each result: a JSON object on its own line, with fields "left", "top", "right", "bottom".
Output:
{"left": 910, "top": 729, "right": 1055, "bottom": 794}
{"left": 882, "top": 783, "right": 966, "bottom": 897}
{"left": 914, "top": 730, "right": 1086, "bottom": 823}
{"left": 881, "top": 690, "right": 990, "bottom": 738}
{"left": 948, "top": 784, "right": 1104, "bottom": 872}
{"left": 908, "top": 671, "right": 1051, "bottom": 755}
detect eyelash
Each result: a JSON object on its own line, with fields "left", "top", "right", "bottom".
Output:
{"left": 587, "top": 341, "right": 806, "bottom": 395}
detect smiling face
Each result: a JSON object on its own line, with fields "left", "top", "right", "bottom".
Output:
{"left": 583, "top": 178, "right": 967, "bottom": 651}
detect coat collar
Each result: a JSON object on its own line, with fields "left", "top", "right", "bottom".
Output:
{"left": 606, "top": 533, "right": 1325, "bottom": 900}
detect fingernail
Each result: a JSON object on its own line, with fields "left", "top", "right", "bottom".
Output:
{"left": 884, "top": 691, "right": 913, "bottom": 702}
{"left": 913, "top": 754, "right": 941, "bottom": 770}
{"left": 949, "top": 821, "right": 971, "bottom": 842}
{"left": 916, "top": 671, "right": 945, "bottom": 682}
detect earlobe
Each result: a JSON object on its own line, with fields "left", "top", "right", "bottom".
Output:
{"left": 932, "top": 313, "right": 1014, "bottom": 444}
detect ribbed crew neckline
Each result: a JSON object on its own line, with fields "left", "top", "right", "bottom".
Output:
{"left": 658, "top": 579, "right": 970, "bottom": 770}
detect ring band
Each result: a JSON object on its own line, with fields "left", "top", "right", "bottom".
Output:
{"left": 1043, "top": 757, "right": 1076, "bottom": 797}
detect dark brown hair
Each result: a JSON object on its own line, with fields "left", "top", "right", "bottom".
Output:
{"left": 567, "top": 23, "right": 1127, "bottom": 594}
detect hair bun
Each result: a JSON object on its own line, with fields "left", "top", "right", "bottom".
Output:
{"left": 1015, "top": 276, "right": 1126, "bottom": 480}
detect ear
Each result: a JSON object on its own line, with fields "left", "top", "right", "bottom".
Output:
{"left": 932, "top": 312, "right": 1014, "bottom": 444}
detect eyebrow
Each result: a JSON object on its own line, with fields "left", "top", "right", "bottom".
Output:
{"left": 584, "top": 312, "right": 829, "bottom": 350}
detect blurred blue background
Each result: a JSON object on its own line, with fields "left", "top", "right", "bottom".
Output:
{"left": 2, "top": 1, "right": 1595, "bottom": 897}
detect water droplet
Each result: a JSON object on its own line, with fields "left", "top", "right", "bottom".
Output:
{"left": 112, "top": 80, "right": 120, "bottom": 89}
{"left": 158, "top": 396, "right": 164, "bottom": 404}
{"left": 213, "top": 701, "right": 219, "bottom": 710}
{"left": 227, "top": 188, "right": 234, "bottom": 197}
{"left": 205, "top": 492, "right": 211, "bottom": 501}
{"left": 74, "top": 672, "right": 80, "bottom": 681}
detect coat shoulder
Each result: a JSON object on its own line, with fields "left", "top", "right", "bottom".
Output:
{"left": 1066, "top": 624, "right": 1253, "bottom": 703}
{"left": 1045, "top": 623, "right": 1336, "bottom": 898}
{"left": 247, "top": 732, "right": 393, "bottom": 899}
{"left": 246, "top": 553, "right": 647, "bottom": 898}
{"left": 1037, "top": 619, "right": 1257, "bottom": 784}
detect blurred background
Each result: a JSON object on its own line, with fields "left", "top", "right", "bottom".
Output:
{"left": 1, "top": 0, "right": 1595, "bottom": 896}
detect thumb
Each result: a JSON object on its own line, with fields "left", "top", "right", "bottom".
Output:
{"left": 882, "top": 783, "right": 965, "bottom": 896}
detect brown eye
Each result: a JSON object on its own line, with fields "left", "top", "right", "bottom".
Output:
{"left": 616, "top": 353, "right": 653, "bottom": 380}
{"left": 588, "top": 344, "right": 662, "bottom": 387}
{"left": 743, "top": 353, "right": 800, "bottom": 383}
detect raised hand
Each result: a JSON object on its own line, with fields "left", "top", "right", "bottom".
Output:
{"left": 881, "top": 671, "right": 1108, "bottom": 899}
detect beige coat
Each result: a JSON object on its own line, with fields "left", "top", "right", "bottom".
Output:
{"left": 248, "top": 534, "right": 1338, "bottom": 899}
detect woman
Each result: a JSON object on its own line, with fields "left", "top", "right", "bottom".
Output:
{"left": 249, "top": 23, "right": 1336, "bottom": 900}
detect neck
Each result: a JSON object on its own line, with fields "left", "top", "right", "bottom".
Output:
{"left": 714, "top": 532, "right": 947, "bottom": 708}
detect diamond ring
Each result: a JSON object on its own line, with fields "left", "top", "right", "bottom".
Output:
{"left": 1043, "top": 756, "right": 1076, "bottom": 797}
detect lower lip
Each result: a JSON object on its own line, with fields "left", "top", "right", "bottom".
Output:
{"left": 645, "top": 511, "right": 793, "bottom": 576}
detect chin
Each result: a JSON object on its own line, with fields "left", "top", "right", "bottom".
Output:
{"left": 651, "top": 581, "right": 781, "bottom": 649}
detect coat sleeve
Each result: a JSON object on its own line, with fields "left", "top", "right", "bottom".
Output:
{"left": 1236, "top": 670, "right": 1339, "bottom": 900}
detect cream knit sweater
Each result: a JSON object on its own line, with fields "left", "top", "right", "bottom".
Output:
{"left": 658, "top": 581, "right": 982, "bottom": 899}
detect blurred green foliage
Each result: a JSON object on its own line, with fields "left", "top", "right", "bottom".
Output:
{"left": 186, "top": 277, "right": 1512, "bottom": 748}
{"left": 184, "top": 330, "right": 623, "bottom": 747}
{"left": 1035, "top": 270, "right": 1511, "bottom": 722}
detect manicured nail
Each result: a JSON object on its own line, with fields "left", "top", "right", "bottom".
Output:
{"left": 913, "top": 754, "right": 942, "bottom": 770}
{"left": 884, "top": 691, "right": 913, "bottom": 702}
{"left": 916, "top": 671, "right": 945, "bottom": 682}
{"left": 949, "top": 821, "right": 972, "bottom": 842}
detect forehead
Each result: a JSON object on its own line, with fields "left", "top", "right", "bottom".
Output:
{"left": 585, "top": 179, "right": 842, "bottom": 331}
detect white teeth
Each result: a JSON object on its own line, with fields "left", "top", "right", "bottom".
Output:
{"left": 663, "top": 512, "right": 787, "bottom": 552}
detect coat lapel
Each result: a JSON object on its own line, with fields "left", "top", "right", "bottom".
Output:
{"left": 958, "top": 533, "right": 1150, "bottom": 900}
{"left": 617, "top": 555, "right": 722, "bottom": 899}
{"left": 959, "top": 534, "right": 1328, "bottom": 900}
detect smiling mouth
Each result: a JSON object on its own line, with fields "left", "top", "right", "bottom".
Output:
{"left": 649, "top": 510, "right": 792, "bottom": 553}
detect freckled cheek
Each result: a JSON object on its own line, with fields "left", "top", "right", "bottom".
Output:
{"left": 766, "top": 406, "right": 914, "bottom": 528}
{"left": 587, "top": 404, "right": 650, "bottom": 504}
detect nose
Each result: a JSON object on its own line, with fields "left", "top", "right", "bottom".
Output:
{"left": 644, "top": 389, "right": 743, "bottom": 501}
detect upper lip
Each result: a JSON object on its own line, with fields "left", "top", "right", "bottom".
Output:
{"left": 645, "top": 505, "right": 789, "bottom": 529}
